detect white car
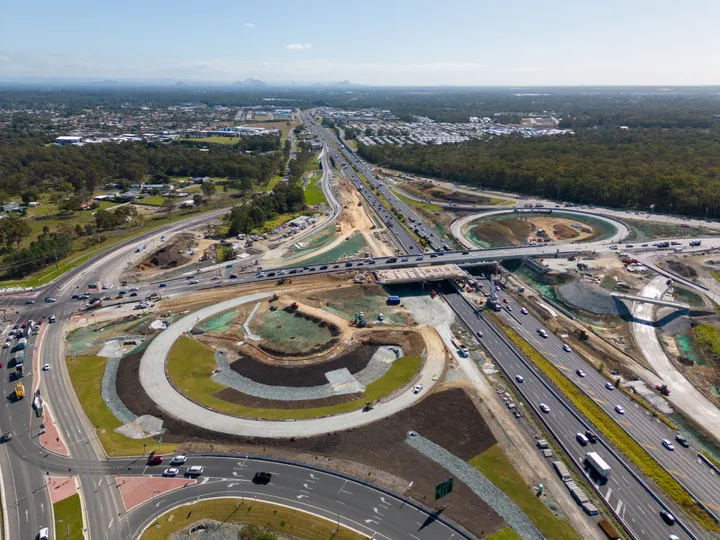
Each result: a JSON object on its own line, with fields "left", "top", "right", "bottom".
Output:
{"left": 539, "top": 403, "right": 551, "bottom": 413}
{"left": 515, "top": 375, "right": 524, "bottom": 383}
{"left": 163, "top": 468, "right": 179, "bottom": 477}
{"left": 615, "top": 405, "right": 625, "bottom": 414}
{"left": 413, "top": 384, "right": 424, "bottom": 394}
{"left": 562, "top": 344, "right": 572, "bottom": 352}
{"left": 189, "top": 280, "right": 199, "bottom": 285}
{"left": 171, "top": 455, "right": 187, "bottom": 465}
{"left": 42, "top": 364, "right": 50, "bottom": 371}
{"left": 211, "top": 276, "right": 221, "bottom": 281}
{"left": 662, "top": 439, "right": 675, "bottom": 451}
{"left": 538, "top": 329, "right": 548, "bottom": 338}
{"left": 2, "top": 342, "right": 9, "bottom": 349}
{"left": 605, "top": 382, "right": 615, "bottom": 391}
{"left": 576, "top": 369, "right": 586, "bottom": 377}
{"left": 520, "top": 307, "right": 528, "bottom": 314}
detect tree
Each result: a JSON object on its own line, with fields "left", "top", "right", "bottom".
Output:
{"left": 0, "top": 216, "right": 32, "bottom": 249}
{"left": 21, "top": 189, "right": 40, "bottom": 204}
{"left": 84, "top": 223, "right": 96, "bottom": 236}
{"left": 74, "top": 224, "right": 84, "bottom": 237}
{"left": 161, "top": 199, "right": 175, "bottom": 213}
{"left": 201, "top": 182, "right": 217, "bottom": 198}
{"left": 192, "top": 194, "right": 204, "bottom": 207}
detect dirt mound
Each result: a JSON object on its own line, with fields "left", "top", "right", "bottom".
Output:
{"left": 552, "top": 223, "right": 580, "bottom": 240}
{"left": 229, "top": 343, "right": 379, "bottom": 387}
{"left": 668, "top": 260, "right": 698, "bottom": 278}
{"left": 137, "top": 233, "right": 196, "bottom": 270}
{"left": 471, "top": 219, "right": 531, "bottom": 247}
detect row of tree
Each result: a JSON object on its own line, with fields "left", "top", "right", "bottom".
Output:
{"left": 227, "top": 181, "right": 306, "bottom": 236}
{"left": 358, "top": 128, "right": 720, "bottom": 218}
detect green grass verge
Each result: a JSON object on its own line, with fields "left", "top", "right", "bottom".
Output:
{"left": 167, "top": 336, "right": 422, "bottom": 419}
{"left": 694, "top": 323, "right": 720, "bottom": 362}
{"left": 142, "top": 498, "right": 364, "bottom": 540}
{"left": 485, "top": 527, "right": 522, "bottom": 540}
{"left": 178, "top": 136, "right": 241, "bottom": 145}
{"left": 252, "top": 212, "right": 302, "bottom": 234}
{"left": 67, "top": 355, "right": 177, "bottom": 457}
{"left": 53, "top": 494, "right": 84, "bottom": 540}
{"left": 700, "top": 451, "right": 720, "bottom": 471}
{"left": 469, "top": 444, "right": 581, "bottom": 540}
{"left": 304, "top": 172, "right": 327, "bottom": 205}
{"left": 258, "top": 175, "right": 284, "bottom": 193}
{"left": 390, "top": 189, "right": 442, "bottom": 211}
{"left": 491, "top": 317, "right": 719, "bottom": 533}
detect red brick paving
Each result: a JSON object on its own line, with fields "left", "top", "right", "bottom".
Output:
{"left": 39, "top": 406, "right": 69, "bottom": 456}
{"left": 116, "top": 476, "right": 196, "bottom": 512}
{"left": 46, "top": 476, "right": 77, "bottom": 504}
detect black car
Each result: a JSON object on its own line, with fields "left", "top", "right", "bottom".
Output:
{"left": 660, "top": 511, "right": 676, "bottom": 525}
{"left": 585, "top": 430, "right": 598, "bottom": 443}
{"left": 253, "top": 472, "right": 272, "bottom": 484}
{"left": 289, "top": 269, "right": 297, "bottom": 274}
{"left": 129, "top": 292, "right": 138, "bottom": 297}
{"left": 267, "top": 272, "right": 276, "bottom": 277}
{"left": 320, "top": 265, "right": 328, "bottom": 270}
{"left": 675, "top": 434, "right": 689, "bottom": 448}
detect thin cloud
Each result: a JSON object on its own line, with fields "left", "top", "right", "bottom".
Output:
{"left": 243, "top": 23, "right": 255, "bottom": 28}
{"left": 286, "top": 43, "right": 312, "bottom": 50}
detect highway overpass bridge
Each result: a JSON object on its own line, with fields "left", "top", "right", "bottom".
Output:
{"left": 611, "top": 291, "right": 690, "bottom": 311}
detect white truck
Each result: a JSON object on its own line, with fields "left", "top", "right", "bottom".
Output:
{"left": 585, "top": 451, "right": 611, "bottom": 480}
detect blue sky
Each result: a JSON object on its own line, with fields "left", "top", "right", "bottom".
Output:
{"left": 1, "top": 0, "right": 719, "bottom": 85}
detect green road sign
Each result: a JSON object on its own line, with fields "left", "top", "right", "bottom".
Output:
{"left": 435, "top": 478, "right": 453, "bottom": 500}
{"left": 158, "top": 437, "right": 163, "bottom": 447}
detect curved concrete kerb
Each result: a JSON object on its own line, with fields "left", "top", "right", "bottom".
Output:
{"left": 138, "top": 291, "right": 443, "bottom": 438}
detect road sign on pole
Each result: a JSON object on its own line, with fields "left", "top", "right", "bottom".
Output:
{"left": 435, "top": 478, "right": 453, "bottom": 500}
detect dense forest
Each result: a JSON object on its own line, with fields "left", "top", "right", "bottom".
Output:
{"left": 359, "top": 129, "right": 720, "bottom": 218}
{"left": 0, "top": 134, "right": 282, "bottom": 197}
{"left": 227, "top": 181, "right": 306, "bottom": 235}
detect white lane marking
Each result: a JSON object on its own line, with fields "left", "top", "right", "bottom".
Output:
{"left": 373, "top": 507, "right": 384, "bottom": 516}
{"left": 309, "top": 473, "right": 318, "bottom": 480}
{"left": 616, "top": 500, "right": 623, "bottom": 515}
{"left": 365, "top": 519, "right": 380, "bottom": 525}
{"left": 227, "top": 483, "right": 238, "bottom": 488}
{"left": 25, "top": 510, "right": 28, "bottom": 522}
{"left": 302, "top": 483, "right": 313, "bottom": 490}
{"left": 296, "top": 494, "right": 309, "bottom": 500}
{"left": 40, "top": 503, "right": 44, "bottom": 514}
{"left": 201, "top": 477, "right": 209, "bottom": 484}
{"left": 108, "top": 518, "right": 114, "bottom": 529}
{"left": 380, "top": 496, "right": 391, "bottom": 506}
{"left": 605, "top": 487, "right": 612, "bottom": 501}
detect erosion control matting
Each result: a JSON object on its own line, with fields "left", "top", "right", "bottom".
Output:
{"left": 115, "top": 346, "right": 501, "bottom": 538}
{"left": 229, "top": 343, "right": 379, "bottom": 387}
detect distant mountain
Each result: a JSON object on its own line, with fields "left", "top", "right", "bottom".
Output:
{"left": 244, "top": 77, "right": 267, "bottom": 87}
{"left": 336, "top": 80, "right": 353, "bottom": 86}
{"left": 174, "top": 81, "right": 186, "bottom": 86}
{"left": 91, "top": 79, "right": 121, "bottom": 85}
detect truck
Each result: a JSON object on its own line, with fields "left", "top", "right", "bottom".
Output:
{"left": 585, "top": 451, "right": 611, "bottom": 480}
{"left": 15, "top": 364, "right": 23, "bottom": 378}
{"left": 387, "top": 295, "right": 401, "bottom": 306}
{"left": 17, "top": 338, "right": 27, "bottom": 351}
{"left": 690, "top": 239, "right": 702, "bottom": 247}
{"left": 597, "top": 519, "right": 620, "bottom": 539}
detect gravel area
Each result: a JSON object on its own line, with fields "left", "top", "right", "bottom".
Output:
{"left": 657, "top": 308, "right": 692, "bottom": 336}
{"left": 557, "top": 280, "right": 623, "bottom": 316}
{"left": 102, "top": 355, "right": 138, "bottom": 425}
{"left": 406, "top": 432, "right": 543, "bottom": 540}
{"left": 211, "top": 346, "right": 403, "bottom": 401}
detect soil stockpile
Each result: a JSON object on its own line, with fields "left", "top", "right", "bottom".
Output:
{"left": 556, "top": 279, "right": 623, "bottom": 316}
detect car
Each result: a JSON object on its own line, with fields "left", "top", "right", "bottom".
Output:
{"left": 605, "top": 382, "right": 615, "bottom": 391}
{"left": 367, "top": 260, "right": 376, "bottom": 265}
{"left": 2, "top": 342, "right": 8, "bottom": 349}
{"left": 675, "top": 435, "right": 689, "bottom": 448}
{"left": 660, "top": 511, "right": 676, "bottom": 525}
{"left": 332, "top": 265, "right": 339, "bottom": 269}
{"left": 118, "top": 290, "right": 127, "bottom": 295}
{"left": 462, "top": 251, "right": 470, "bottom": 255}
{"left": 71, "top": 294, "right": 80, "bottom": 299}
{"left": 585, "top": 430, "right": 598, "bottom": 443}
{"left": 400, "top": 257, "right": 408, "bottom": 262}
{"left": 211, "top": 276, "right": 221, "bottom": 281}
{"left": 49, "top": 315, "right": 56, "bottom": 323}
{"left": 319, "top": 265, "right": 329, "bottom": 270}
{"left": 615, "top": 405, "right": 625, "bottom": 414}
{"left": 609, "top": 245, "right": 618, "bottom": 250}
{"left": 129, "top": 292, "right": 138, "bottom": 297}
{"left": 576, "top": 369, "right": 586, "bottom": 377}
{"left": 170, "top": 455, "right": 187, "bottom": 464}
{"left": 267, "top": 272, "right": 276, "bottom": 277}
{"left": 186, "top": 465, "right": 204, "bottom": 477}
{"left": 101, "top": 284, "right": 109, "bottom": 289}
{"left": 413, "top": 384, "right": 424, "bottom": 394}
{"left": 159, "top": 283, "right": 167, "bottom": 288}
{"left": 278, "top": 270, "right": 286, "bottom": 276}
{"left": 416, "top": 256, "right": 424, "bottom": 261}
{"left": 255, "top": 272, "right": 265, "bottom": 278}
{"left": 562, "top": 344, "right": 572, "bottom": 352}
{"left": 430, "top": 254, "right": 437, "bottom": 258}
{"left": 308, "top": 267, "right": 316, "bottom": 271}
{"left": 229, "top": 274, "right": 238, "bottom": 279}
{"left": 345, "top": 262, "right": 353, "bottom": 267}
{"left": 515, "top": 375, "right": 524, "bottom": 383}
{"left": 669, "top": 536, "right": 680, "bottom": 540}
{"left": 506, "top": 305, "right": 512, "bottom": 312}
{"left": 576, "top": 432, "right": 589, "bottom": 446}
{"left": 103, "top": 295, "right": 112, "bottom": 300}
{"left": 147, "top": 455, "right": 164, "bottom": 465}
{"left": 129, "top": 287, "right": 138, "bottom": 291}
{"left": 641, "top": 243, "right": 649, "bottom": 247}
{"left": 78, "top": 294, "right": 90, "bottom": 300}
{"left": 520, "top": 307, "right": 528, "bottom": 314}
{"left": 45, "top": 297, "right": 56, "bottom": 303}
{"left": 253, "top": 471, "right": 272, "bottom": 484}
{"left": 662, "top": 439, "right": 675, "bottom": 451}
{"left": 538, "top": 329, "right": 548, "bottom": 338}
{"left": 503, "top": 298, "right": 509, "bottom": 303}
{"left": 625, "top": 244, "right": 634, "bottom": 248}
{"left": 39, "top": 527, "right": 50, "bottom": 540}
{"left": 25, "top": 300, "right": 35, "bottom": 304}
{"left": 42, "top": 364, "right": 50, "bottom": 371}
{"left": 539, "top": 403, "right": 551, "bottom": 413}
{"left": 189, "top": 280, "right": 199, "bottom": 285}
{"left": 163, "top": 468, "right": 179, "bottom": 477}
{"left": 0, "top": 363, "right": 3, "bottom": 368}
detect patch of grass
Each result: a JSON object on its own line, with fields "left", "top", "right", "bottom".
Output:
{"left": 469, "top": 444, "right": 581, "bottom": 540}
{"left": 67, "top": 355, "right": 176, "bottom": 456}
{"left": 485, "top": 528, "right": 522, "bottom": 540}
{"left": 491, "top": 317, "right": 719, "bottom": 533}
{"left": 700, "top": 450, "right": 720, "bottom": 471}
{"left": 346, "top": 139, "right": 358, "bottom": 151}
{"left": 141, "top": 498, "right": 364, "bottom": 540}
{"left": 694, "top": 323, "right": 720, "bottom": 362}
{"left": 137, "top": 195, "right": 166, "bottom": 206}
{"left": 258, "top": 175, "right": 284, "bottom": 193}
{"left": 252, "top": 212, "right": 301, "bottom": 234}
{"left": 298, "top": 231, "right": 368, "bottom": 266}
{"left": 306, "top": 155, "right": 320, "bottom": 171}
{"left": 54, "top": 494, "right": 84, "bottom": 540}
{"left": 304, "top": 172, "right": 327, "bottom": 205}
{"left": 167, "top": 336, "right": 421, "bottom": 419}
{"left": 390, "top": 189, "right": 442, "bottom": 211}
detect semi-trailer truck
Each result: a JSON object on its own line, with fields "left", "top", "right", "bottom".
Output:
{"left": 585, "top": 451, "right": 611, "bottom": 480}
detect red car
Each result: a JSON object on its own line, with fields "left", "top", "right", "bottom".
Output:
{"left": 147, "top": 455, "right": 163, "bottom": 465}
{"left": 503, "top": 298, "right": 510, "bottom": 303}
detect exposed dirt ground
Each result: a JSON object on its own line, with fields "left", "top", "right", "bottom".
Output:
{"left": 113, "top": 353, "right": 504, "bottom": 539}
{"left": 398, "top": 179, "right": 491, "bottom": 204}
{"left": 137, "top": 233, "right": 197, "bottom": 270}
{"left": 335, "top": 178, "right": 394, "bottom": 257}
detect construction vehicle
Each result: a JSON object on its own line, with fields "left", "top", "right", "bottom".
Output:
{"left": 278, "top": 277, "right": 292, "bottom": 285}
{"left": 270, "top": 294, "right": 279, "bottom": 302}
{"left": 14, "top": 382, "right": 24, "bottom": 400}
{"left": 288, "top": 302, "right": 300, "bottom": 311}
{"left": 656, "top": 383, "right": 670, "bottom": 396}
{"left": 363, "top": 399, "right": 378, "bottom": 411}
{"left": 574, "top": 328, "right": 589, "bottom": 340}
{"left": 355, "top": 312, "right": 366, "bottom": 328}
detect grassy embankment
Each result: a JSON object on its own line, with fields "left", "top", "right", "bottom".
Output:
{"left": 178, "top": 136, "right": 242, "bottom": 145}
{"left": 167, "top": 337, "right": 421, "bottom": 419}
{"left": 390, "top": 189, "right": 442, "bottom": 212}
{"left": 53, "top": 494, "right": 84, "bottom": 540}
{"left": 491, "top": 317, "right": 719, "bottom": 533}
{"left": 469, "top": 444, "right": 581, "bottom": 540}
{"left": 305, "top": 172, "right": 327, "bottom": 205}
{"left": 141, "top": 498, "right": 364, "bottom": 540}
{"left": 67, "top": 355, "right": 177, "bottom": 456}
